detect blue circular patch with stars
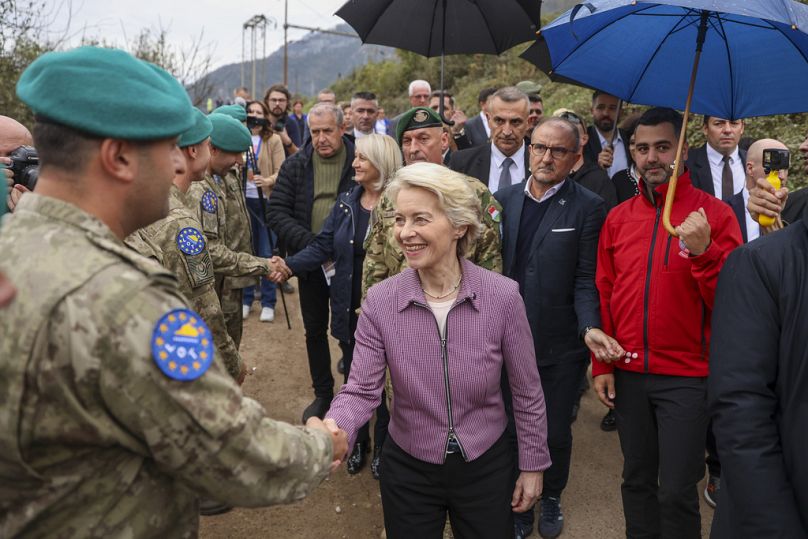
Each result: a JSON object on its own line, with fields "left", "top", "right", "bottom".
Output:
{"left": 201, "top": 190, "right": 217, "bottom": 213}
{"left": 151, "top": 308, "right": 214, "bottom": 381}
{"left": 177, "top": 227, "right": 206, "bottom": 256}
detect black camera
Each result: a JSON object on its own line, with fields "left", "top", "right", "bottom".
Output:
{"left": 762, "top": 148, "right": 790, "bottom": 173}
{"left": 9, "top": 145, "right": 39, "bottom": 190}
{"left": 246, "top": 116, "right": 268, "bottom": 130}
{"left": 272, "top": 114, "right": 287, "bottom": 132}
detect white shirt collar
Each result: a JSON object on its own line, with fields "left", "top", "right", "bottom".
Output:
{"left": 491, "top": 141, "right": 525, "bottom": 168}
{"left": 524, "top": 177, "right": 566, "bottom": 203}
{"left": 597, "top": 128, "right": 622, "bottom": 148}
{"left": 706, "top": 143, "right": 740, "bottom": 166}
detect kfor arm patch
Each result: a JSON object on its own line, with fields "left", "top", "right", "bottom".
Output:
{"left": 151, "top": 308, "right": 214, "bottom": 381}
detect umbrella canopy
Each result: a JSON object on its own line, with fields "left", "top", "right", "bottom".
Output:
{"left": 521, "top": 0, "right": 808, "bottom": 120}
{"left": 335, "top": 0, "right": 540, "bottom": 57}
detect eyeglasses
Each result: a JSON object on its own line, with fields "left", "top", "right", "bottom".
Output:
{"left": 530, "top": 143, "right": 576, "bottom": 159}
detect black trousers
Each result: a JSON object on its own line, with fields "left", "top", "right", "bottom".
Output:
{"left": 506, "top": 358, "right": 588, "bottom": 528}
{"left": 705, "top": 420, "right": 721, "bottom": 477}
{"left": 614, "top": 370, "right": 707, "bottom": 539}
{"left": 380, "top": 433, "right": 513, "bottom": 539}
{"left": 297, "top": 270, "right": 333, "bottom": 398}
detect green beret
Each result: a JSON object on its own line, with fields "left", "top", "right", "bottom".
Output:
{"left": 515, "top": 80, "right": 542, "bottom": 94}
{"left": 209, "top": 113, "right": 251, "bottom": 152}
{"left": 178, "top": 109, "right": 212, "bottom": 148}
{"left": 211, "top": 104, "right": 247, "bottom": 122}
{"left": 395, "top": 107, "right": 443, "bottom": 145}
{"left": 16, "top": 46, "right": 194, "bottom": 140}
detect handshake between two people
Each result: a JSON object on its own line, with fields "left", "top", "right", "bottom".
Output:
{"left": 305, "top": 416, "right": 349, "bottom": 473}
{"left": 265, "top": 256, "right": 293, "bottom": 283}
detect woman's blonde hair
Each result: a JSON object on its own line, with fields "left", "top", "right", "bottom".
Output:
{"left": 385, "top": 162, "right": 482, "bottom": 257}
{"left": 354, "top": 134, "right": 402, "bottom": 192}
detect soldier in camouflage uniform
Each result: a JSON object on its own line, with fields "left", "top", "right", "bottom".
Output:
{"left": 361, "top": 106, "right": 503, "bottom": 300}
{"left": 187, "top": 113, "right": 275, "bottom": 348}
{"left": 0, "top": 46, "right": 346, "bottom": 537}
{"left": 125, "top": 110, "right": 246, "bottom": 382}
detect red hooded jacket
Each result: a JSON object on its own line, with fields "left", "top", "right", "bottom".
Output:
{"left": 593, "top": 171, "right": 743, "bottom": 378}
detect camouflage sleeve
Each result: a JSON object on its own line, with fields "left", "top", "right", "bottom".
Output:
{"left": 187, "top": 286, "right": 243, "bottom": 381}
{"left": 360, "top": 202, "right": 393, "bottom": 302}
{"left": 469, "top": 181, "right": 504, "bottom": 274}
{"left": 208, "top": 237, "right": 271, "bottom": 278}
{"left": 95, "top": 284, "right": 333, "bottom": 507}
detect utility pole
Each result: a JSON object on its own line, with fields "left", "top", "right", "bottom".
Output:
{"left": 282, "top": 0, "right": 359, "bottom": 86}
{"left": 242, "top": 15, "right": 276, "bottom": 98}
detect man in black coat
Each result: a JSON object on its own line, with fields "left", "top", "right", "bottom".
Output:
{"left": 267, "top": 103, "right": 355, "bottom": 422}
{"left": 685, "top": 116, "right": 746, "bottom": 200}
{"left": 708, "top": 219, "right": 808, "bottom": 538}
{"left": 495, "top": 117, "right": 617, "bottom": 539}
{"left": 448, "top": 87, "right": 531, "bottom": 191}
{"left": 463, "top": 86, "right": 499, "bottom": 147}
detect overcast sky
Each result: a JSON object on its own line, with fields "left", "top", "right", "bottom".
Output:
{"left": 48, "top": 0, "right": 348, "bottom": 69}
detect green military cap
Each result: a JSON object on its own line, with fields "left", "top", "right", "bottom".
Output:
{"left": 395, "top": 107, "right": 443, "bottom": 146}
{"left": 178, "top": 109, "right": 213, "bottom": 148}
{"left": 211, "top": 104, "right": 247, "bottom": 122}
{"left": 16, "top": 46, "right": 194, "bottom": 140}
{"left": 209, "top": 113, "right": 251, "bottom": 152}
{"left": 515, "top": 80, "right": 542, "bottom": 94}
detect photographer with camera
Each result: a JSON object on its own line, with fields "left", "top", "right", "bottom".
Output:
{"left": 263, "top": 84, "right": 300, "bottom": 156}
{"left": 1, "top": 115, "right": 37, "bottom": 213}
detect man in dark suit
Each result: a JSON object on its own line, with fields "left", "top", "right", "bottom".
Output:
{"left": 463, "top": 86, "right": 499, "bottom": 147}
{"left": 685, "top": 116, "right": 746, "bottom": 201}
{"left": 583, "top": 91, "right": 632, "bottom": 178}
{"left": 495, "top": 117, "right": 617, "bottom": 539}
{"left": 448, "top": 86, "right": 531, "bottom": 191}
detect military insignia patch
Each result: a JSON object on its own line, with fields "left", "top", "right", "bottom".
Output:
{"left": 487, "top": 204, "right": 501, "bottom": 223}
{"left": 201, "top": 191, "right": 217, "bottom": 213}
{"left": 177, "top": 227, "right": 206, "bottom": 256}
{"left": 413, "top": 110, "right": 428, "bottom": 123}
{"left": 151, "top": 308, "right": 214, "bottom": 381}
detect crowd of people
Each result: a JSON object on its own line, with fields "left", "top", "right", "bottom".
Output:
{"left": 1, "top": 44, "right": 807, "bottom": 539}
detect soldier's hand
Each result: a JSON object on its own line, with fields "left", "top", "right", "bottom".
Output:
{"left": 675, "top": 207, "right": 711, "bottom": 256}
{"left": 748, "top": 175, "right": 788, "bottom": 223}
{"left": 308, "top": 417, "right": 349, "bottom": 472}
{"left": 236, "top": 360, "right": 248, "bottom": 385}
{"left": 597, "top": 146, "right": 614, "bottom": 170}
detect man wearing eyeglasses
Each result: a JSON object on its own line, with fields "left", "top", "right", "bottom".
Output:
{"left": 495, "top": 117, "right": 617, "bottom": 539}
{"left": 448, "top": 87, "right": 532, "bottom": 192}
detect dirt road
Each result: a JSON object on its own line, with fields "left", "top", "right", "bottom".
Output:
{"left": 200, "top": 282, "right": 714, "bottom": 538}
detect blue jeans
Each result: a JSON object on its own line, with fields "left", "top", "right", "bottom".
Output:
{"left": 243, "top": 197, "right": 276, "bottom": 309}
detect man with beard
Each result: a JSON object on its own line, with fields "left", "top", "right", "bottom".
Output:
{"left": 583, "top": 91, "right": 631, "bottom": 178}
{"left": 264, "top": 83, "right": 301, "bottom": 153}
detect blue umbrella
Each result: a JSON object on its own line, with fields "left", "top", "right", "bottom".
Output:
{"left": 521, "top": 0, "right": 808, "bottom": 235}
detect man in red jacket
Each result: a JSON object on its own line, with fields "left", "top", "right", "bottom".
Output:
{"left": 592, "top": 108, "right": 742, "bottom": 538}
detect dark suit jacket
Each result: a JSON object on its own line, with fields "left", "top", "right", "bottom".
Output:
{"left": 728, "top": 191, "right": 749, "bottom": 243}
{"left": 570, "top": 160, "right": 618, "bottom": 211}
{"left": 448, "top": 143, "right": 530, "bottom": 188}
{"left": 464, "top": 113, "right": 489, "bottom": 147}
{"left": 583, "top": 125, "right": 631, "bottom": 167}
{"left": 494, "top": 179, "right": 606, "bottom": 365}
{"left": 685, "top": 145, "right": 747, "bottom": 198}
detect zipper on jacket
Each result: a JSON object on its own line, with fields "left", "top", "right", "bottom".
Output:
{"left": 413, "top": 298, "right": 469, "bottom": 460}
{"left": 663, "top": 235, "right": 673, "bottom": 269}
{"left": 643, "top": 205, "right": 662, "bottom": 372}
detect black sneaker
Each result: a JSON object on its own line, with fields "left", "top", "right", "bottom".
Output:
{"left": 346, "top": 441, "right": 369, "bottom": 474}
{"left": 301, "top": 396, "right": 332, "bottom": 423}
{"left": 600, "top": 409, "right": 617, "bottom": 432}
{"left": 337, "top": 358, "right": 345, "bottom": 375}
{"left": 538, "top": 497, "right": 563, "bottom": 539}
{"left": 704, "top": 475, "right": 720, "bottom": 508}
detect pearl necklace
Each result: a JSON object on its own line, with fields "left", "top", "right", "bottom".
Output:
{"left": 421, "top": 276, "right": 462, "bottom": 300}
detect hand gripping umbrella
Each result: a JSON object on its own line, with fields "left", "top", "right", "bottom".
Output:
{"left": 521, "top": 0, "right": 808, "bottom": 236}
{"left": 336, "top": 0, "right": 541, "bottom": 124}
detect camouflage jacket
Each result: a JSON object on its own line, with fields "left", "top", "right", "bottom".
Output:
{"left": 361, "top": 176, "right": 504, "bottom": 299}
{"left": 0, "top": 194, "right": 332, "bottom": 538}
{"left": 125, "top": 185, "right": 243, "bottom": 380}
{"left": 221, "top": 168, "right": 258, "bottom": 289}
{"left": 187, "top": 173, "right": 270, "bottom": 286}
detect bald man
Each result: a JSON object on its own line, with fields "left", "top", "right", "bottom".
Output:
{"left": 732, "top": 139, "right": 789, "bottom": 243}
{"left": 1, "top": 115, "right": 34, "bottom": 212}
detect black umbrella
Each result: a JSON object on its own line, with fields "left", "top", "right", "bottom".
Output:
{"left": 336, "top": 0, "right": 541, "bottom": 123}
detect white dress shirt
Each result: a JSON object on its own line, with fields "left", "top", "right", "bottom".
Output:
{"left": 706, "top": 144, "right": 745, "bottom": 198}
{"left": 597, "top": 129, "right": 628, "bottom": 179}
{"left": 480, "top": 111, "right": 491, "bottom": 138}
{"left": 488, "top": 142, "right": 526, "bottom": 194}
{"left": 742, "top": 187, "right": 760, "bottom": 242}
{"left": 524, "top": 178, "right": 566, "bottom": 203}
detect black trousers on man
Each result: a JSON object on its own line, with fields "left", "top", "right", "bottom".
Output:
{"left": 297, "top": 270, "right": 333, "bottom": 399}
{"left": 614, "top": 370, "right": 708, "bottom": 539}
{"left": 380, "top": 433, "right": 514, "bottom": 539}
{"left": 505, "top": 358, "right": 588, "bottom": 529}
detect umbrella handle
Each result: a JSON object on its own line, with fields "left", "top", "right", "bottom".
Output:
{"left": 663, "top": 11, "right": 709, "bottom": 237}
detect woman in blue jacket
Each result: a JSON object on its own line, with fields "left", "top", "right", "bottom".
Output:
{"left": 274, "top": 134, "right": 401, "bottom": 475}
